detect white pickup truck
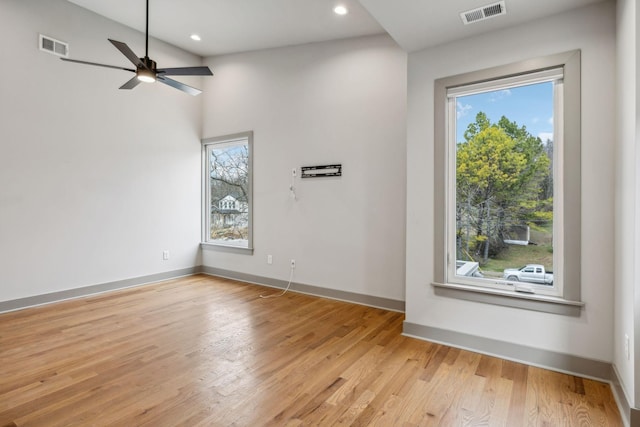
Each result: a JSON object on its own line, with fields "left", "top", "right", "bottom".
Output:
{"left": 503, "top": 264, "right": 553, "bottom": 285}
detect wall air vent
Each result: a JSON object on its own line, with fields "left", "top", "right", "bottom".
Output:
{"left": 460, "top": 1, "right": 507, "bottom": 25}
{"left": 39, "top": 34, "right": 69, "bottom": 57}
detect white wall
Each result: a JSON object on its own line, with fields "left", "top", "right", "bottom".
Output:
{"left": 615, "top": 0, "right": 637, "bottom": 408}
{"left": 406, "top": 2, "right": 616, "bottom": 361}
{"left": 201, "top": 35, "right": 407, "bottom": 302}
{"left": 0, "top": 0, "right": 203, "bottom": 302}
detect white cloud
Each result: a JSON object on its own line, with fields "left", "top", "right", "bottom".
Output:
{"left": 548, "top": 116, "right": 554, "bottom": 125}
{"left": 457, "top": 102, "right": 472, "bottom": 119}
{"left": 531, "top": 117, "right": 540, "bottom": 124}
{"left": 488, "top": 89, "right": 511, "bottom": 103}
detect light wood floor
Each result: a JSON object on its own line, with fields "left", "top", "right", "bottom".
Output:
{"left": 0, "top": 275, "right": 622, "bottom": 426}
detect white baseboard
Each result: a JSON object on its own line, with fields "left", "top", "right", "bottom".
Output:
{"left": 403, "top": 321, "right": 637, "bottom": 427}
{"left": 200, "top": 266, "right": 406, "bottom": 312}
{"left": 0, "top": 267, "right": 202, "bottom": 313}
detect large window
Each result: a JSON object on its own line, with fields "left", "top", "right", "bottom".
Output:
{"left": 202, "top": 131, "right": 253, "bottom": 250}
{"left": 433, "top": 51, "right": 582, "bottom": 314}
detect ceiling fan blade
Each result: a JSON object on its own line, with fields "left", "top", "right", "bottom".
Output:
{"left": 108, "top": 39, "right": 144, "bottom": 68}
{"left": 60, "top": 57, "right": 136, "bottom": 72}
{"left": 157, "top": 76, "right": 202, "bottom": 96}
{"left": 119, "top": 76, "right": 142, "bottom": 90}
{"left": 157, "top": 66, "right": 213, "bottom": 76}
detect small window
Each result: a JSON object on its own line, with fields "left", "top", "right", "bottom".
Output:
{"left": 202, "top": 131, "right": 253, "bottom": 250}
{"left": 433, "top": 51, "right": 582, "bottom": 314}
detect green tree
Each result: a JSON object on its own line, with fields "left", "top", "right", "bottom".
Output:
{"left": 457, "top": 113, "right": 551, "bottom": 262}
{"left": 463, "top": 111, "right": 491, "bottom": 141}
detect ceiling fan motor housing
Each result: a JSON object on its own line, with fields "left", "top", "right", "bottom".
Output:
{"left": 141, "top": 57, "right": 157, "bottom": 71}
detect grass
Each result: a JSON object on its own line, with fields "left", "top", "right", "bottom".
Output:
{"left": 483, "top": 244, "right": 553, "bottom": 273}
{"left": 473, "top": 223, "right": 554, "bottom": 276}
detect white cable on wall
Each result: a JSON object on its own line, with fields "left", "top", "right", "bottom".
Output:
{"left": 261, "top": 166, "right": 298, "bottom": 299}
{"left": 290, "top": 167, "right": 297, "bottom": 200}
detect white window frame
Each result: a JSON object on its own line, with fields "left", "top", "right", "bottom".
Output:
{"left": 201, "top": 131, "right": 253, "bottom": 252}
{"left": 446, "top": 68, "right": 563, "bottom": 297}
{"left": 433, "top": 51, "right": 583, "bottom": 315}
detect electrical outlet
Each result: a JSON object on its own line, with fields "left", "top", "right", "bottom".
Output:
{"left": 267, "top": 254, "right": 273, "bottom": 265}
{"left": 163, "top": 250, "right": 170, "bottom": 260}
{"left": 290, "top": 259, "right": 296, "bottom": 269}
{"left": 625, "top": 334, "right": 630, "bottom": 360}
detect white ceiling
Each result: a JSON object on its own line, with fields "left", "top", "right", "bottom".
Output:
{"left": 360, "top": 0, "right": 606, "bottom": 53}
{"left": 67, "top": 0, "right": 385, "bottom": 57}
{"left": 67, "top": 0, "right": 606, "bottom": 57}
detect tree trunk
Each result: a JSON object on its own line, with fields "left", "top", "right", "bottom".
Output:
{"left": 483, "top": 201, "right": 490, "bottom": 263}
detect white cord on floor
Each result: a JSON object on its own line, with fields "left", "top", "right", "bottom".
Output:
{"left": 260, "top": 265, "right": 295, "bottom": 299}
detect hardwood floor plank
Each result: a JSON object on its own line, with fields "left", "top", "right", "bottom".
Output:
{"left": 409, "top": 350, "right": 481, "bottom": 425}
{"left": 0, "top": 275, "right": 623, "bottom": 426}
{"left": 502, "top": 360, "right": 529, "bottom": 426}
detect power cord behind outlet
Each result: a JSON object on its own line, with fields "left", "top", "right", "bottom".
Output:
{"left": 260, "top": 263, "right": 295, "bottom": 299}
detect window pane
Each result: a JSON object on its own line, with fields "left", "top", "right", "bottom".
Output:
{"left": 206, "top": 139, "right": 250, "bottom": 248}
{"left": 434, "top": 50, "right": 581, "bottom": 311}
{"left": 454, "top": 81, "right": 555, "bottom": 287}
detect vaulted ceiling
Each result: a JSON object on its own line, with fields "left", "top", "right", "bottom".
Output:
{"left": 67, "top": 0, "right": 607, "bottom": 57}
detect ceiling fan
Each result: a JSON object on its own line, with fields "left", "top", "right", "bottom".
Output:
{"left": 61, "top": 0, "right": 213, "bottom": 96}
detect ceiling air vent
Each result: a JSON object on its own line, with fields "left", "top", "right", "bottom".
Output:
{"left": 39, "top": 34, "right": 69, "bottom": 57}
{"left": 460, "top": 1, "right": 507, "bottom": 25}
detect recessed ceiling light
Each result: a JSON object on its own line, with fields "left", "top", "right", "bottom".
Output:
{"left": 190, "top": 34, "right": 201, "bottom": 41}
{"left": 334, "top": 5, "right": 348, "bottom": 15}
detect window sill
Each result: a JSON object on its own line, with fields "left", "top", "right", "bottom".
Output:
{"left": 200, "top": 242, "right": 254, "bottom": 255}
{"left": 431, "top": 282, "right": 584, "bottom": 316}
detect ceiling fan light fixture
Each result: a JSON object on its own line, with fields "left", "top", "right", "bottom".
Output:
{"left": 137, "top": 68, "right": 156, "bottom": 83}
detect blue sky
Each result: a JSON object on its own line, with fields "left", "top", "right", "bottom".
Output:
{"left": 455, "top": 81, "right": 554, "bottom": 143}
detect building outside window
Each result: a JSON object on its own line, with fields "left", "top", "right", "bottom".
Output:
{"left": 202, "top": 131, "right": 253, "bottom": 250}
